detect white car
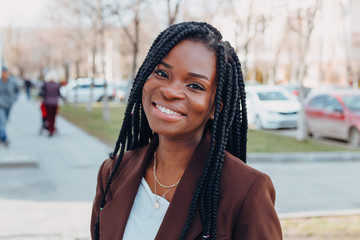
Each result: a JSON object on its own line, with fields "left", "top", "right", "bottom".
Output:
{"left": 245, "top": 85, "right": 300, "bottom": 129}
{"left": 61, "top": 78, "right": 115, "bottom": 103}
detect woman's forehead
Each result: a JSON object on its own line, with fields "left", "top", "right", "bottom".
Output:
{"left": 161, "top": 40, "right": 217, "bottom": 81}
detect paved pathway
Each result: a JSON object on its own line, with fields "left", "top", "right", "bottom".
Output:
{"left": 0, "top": 93, "right": 110, "bottom": 239}
{"left": 1, "top": 93, "right": 359, "bottom": 239}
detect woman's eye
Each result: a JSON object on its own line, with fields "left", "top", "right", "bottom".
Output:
{"left": 154, "top": 69, "right": 168, "bottom": 79}
{"left": 188, "top": 83, "right": 205, "bottom": 91}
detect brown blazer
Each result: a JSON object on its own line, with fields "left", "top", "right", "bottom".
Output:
{"left": 91, "top": 133, "right": 282, "bottom": 239}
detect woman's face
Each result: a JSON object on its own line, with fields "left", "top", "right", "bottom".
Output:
{"left": 142, "top": 40, "right": 217, "bottom": 141}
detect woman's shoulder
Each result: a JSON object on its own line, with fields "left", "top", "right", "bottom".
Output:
{"left": 221, "top": 151, "right": 273, "bottom": 196}
{"left": 223, "top": 151, "right": 268, "bottom": 179}
{"left": 99, "top": 146, "right": 148, "bottom": 178}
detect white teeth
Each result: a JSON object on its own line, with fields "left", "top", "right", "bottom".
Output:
{"left": 156, "top": 105, "right": 182, "bottom": 116}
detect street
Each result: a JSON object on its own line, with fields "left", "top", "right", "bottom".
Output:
{"left": 250, "top": 161, "right": 360, "bottom": 214}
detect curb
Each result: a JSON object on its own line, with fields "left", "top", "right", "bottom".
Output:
{"left": 248, "top": 152, "right": 360, "bottom": 162}
{"left": 279, "top": 209, "right": 360, "bottom": 219}
{"left": 0, "top": 150, "right": 38, "bottom": 168}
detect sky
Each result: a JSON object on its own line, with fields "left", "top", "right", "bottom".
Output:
{"left": 0, "top": 0, "right": 50, "bottom": 27}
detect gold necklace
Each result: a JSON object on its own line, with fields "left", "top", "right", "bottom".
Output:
{"left": 153, "top": 150, "right": 180, "bottom": 188}
{"left": 153, "top": 176, "right": 174, "bottom": 209}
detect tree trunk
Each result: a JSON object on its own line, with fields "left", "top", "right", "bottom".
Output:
{"left": 87, "top": 46, "right": 96, "bottom": 113}
{"left": 131, "top": 10, "right": 140, "bottom": 81}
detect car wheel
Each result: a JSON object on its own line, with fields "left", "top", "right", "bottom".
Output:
{"left": 255, "top": 116, "right": 262, "bottom": 130}
{"left": 349, "top": 128, "right": 360, "bottom": 147}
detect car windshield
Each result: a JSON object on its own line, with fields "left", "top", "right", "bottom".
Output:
{"left": 343, "top": 95, "right": 360, "bottom": 111}
{"left": 257, "top": 91, "right": 289, "bottom": 101}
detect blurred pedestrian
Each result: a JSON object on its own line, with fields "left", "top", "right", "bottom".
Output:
{"left": 0, "top": 66, "right": 19, "bottom": 146}
{"left": 24, "top": 78, "right": 32, "bottom": 100}
{"left": 40, "top": 70, "right": 62, "bottom": 137}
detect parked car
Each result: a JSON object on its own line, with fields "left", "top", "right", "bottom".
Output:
{"left": 246, "top": 85, "right": 300, "bottom": 129}
{"left": 114, "top": 82, "right": 130, "bottom": 102}
{"left": 305, "top": 89, "right": 360, "bottom": 147}
{"left": 283, "top": 84, "right": 311, "bottom": 99}
{"left": 60, "top": 78, "right": 115, "bottom": 103}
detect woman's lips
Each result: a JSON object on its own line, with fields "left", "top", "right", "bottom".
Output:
{"left": 152, "top": 102, "right": 185, "bottom": 120}
{"left": 155, "top": 104, "right": 184, "bottom": 116}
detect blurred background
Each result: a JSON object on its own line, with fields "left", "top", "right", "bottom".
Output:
{"left": 1, "top": 0, "right": 360, "bottom": 239}
{"left": 1, "top": 0, "right": 359, "bottom": 90}
{"left": 1, "top": 0, "right": 360, "bottom": 142}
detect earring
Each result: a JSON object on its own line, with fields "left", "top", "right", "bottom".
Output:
{"left": 211, "top": 115, "right": 214, "bottom": 120}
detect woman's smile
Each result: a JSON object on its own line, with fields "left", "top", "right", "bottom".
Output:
{"left": 152, "top": 102, "right": 185, "bottom": 121}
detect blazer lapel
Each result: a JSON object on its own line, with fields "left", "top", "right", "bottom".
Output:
{"left": 100, "top": 139, "right": 158, "bottom": 239}
{"left": 155, "top": 132, "right": 211, "bottom": 240}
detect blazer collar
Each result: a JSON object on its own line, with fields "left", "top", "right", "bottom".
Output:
{"left": 100, "top": 131, "right": 210, "bottom": 239}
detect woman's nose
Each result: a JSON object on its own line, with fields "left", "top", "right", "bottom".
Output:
{"left": 160, "top": 83, "right": 185, "bottom": 100}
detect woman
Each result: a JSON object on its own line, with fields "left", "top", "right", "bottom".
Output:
{"left": 91, "top": 22, "right": 282, "bottom": 240}
{"left": 41, "top": 70, "right": 62, "bottom": 137}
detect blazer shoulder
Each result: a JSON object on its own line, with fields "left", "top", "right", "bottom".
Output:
{"left": 222, "top": 151, "right": 270, "bottom": 184}
{"left": 220, "top": 151, "right": 275, "bottom": 206}
{"left": 98, "top": 147, "right": 146, "bottom": 183}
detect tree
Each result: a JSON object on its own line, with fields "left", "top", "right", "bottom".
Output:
{"left": 287, "top": 0, "right": 322, "bottom": 141}
{"left": 112, "top": 0, "right": 148, "bottom": 82}
{"left": 167, "top": 0, "right": 181, "bottom": 26}
{"left": 225, "top": 0, "right": 271, "bottom": 81}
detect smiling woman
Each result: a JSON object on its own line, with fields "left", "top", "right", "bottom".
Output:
{"left": 91, "top": 22, "right": 282, "bottom": 240}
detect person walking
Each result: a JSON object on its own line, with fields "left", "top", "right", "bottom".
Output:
{"left": 24, "top": 78, "right": 32, "bottom": 100}
{"left": 40, "top": 70, "right": 62, "bottom": 137}
{"left": 0, "top": 66, "right": 19, "bottom": 146}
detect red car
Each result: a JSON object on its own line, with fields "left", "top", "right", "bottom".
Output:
{"left": 305, "top": 89, "right": 360, "bottom": 147}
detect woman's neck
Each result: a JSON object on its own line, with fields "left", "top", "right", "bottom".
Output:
{"left": 155, "top": 133, "right": 203, "bottom": 173}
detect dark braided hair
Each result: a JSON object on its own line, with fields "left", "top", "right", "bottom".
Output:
{"left": 94, "top": 22, "right": 247, "bottom": 240}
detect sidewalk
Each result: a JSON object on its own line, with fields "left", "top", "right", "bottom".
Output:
{"left": 0, "top": 93, "right": 111, "bottom": 239}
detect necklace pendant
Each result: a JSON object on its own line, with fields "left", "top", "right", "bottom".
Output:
{"left": 154, "top": 201, "right": 160, "bottom": 209}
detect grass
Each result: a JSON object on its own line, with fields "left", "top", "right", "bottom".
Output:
{"left": 59, "top": 103, "right": 357, "bottom": 152}
{"left": 247, "top": 129, "right": 358, "bottom": 152}
{"left": 281, "top": 215, "right": 360, "bottom": 239}
{"left": 59, "top": 102, "right": 125, "bottom": 146}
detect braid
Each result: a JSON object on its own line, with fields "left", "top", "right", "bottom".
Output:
{"left": 94, "top": 22, "right": 247, "bottom": 240}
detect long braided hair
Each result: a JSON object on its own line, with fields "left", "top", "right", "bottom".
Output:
{"left": 94, "top": 22, "right": 247, "bottom": 240}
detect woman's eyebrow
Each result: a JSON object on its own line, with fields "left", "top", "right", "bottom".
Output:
{"left": 160, "top": 61, "right": 173, "bottom": 69}
{"left": 188, "top": 72, "right": 209, "bottom": 81}
{"left": 160, "top": 61, "right": 209, "bottom": 81}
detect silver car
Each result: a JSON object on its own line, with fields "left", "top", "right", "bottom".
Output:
{"left": 246, "top": 85, "right": 300, "bottom": 129}
{"left": 60, "top": 78, "right": 115, "bottom": 103}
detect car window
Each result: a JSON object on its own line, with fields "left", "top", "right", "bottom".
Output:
{"left": 256, "top": 91, "right": 289, "bottom": 101}
{"left": 325, "top": 96, "right": 343, "bottom": 112}
{"left": 343, "top": 95, "right": 360, "bottom": 111}
{"left": 309, "top": 95, "right": 326, "bottom": 109}
{"left": 79, "top": 84, "right": 90, "bottom": 89}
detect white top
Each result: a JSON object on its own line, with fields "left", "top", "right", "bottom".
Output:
{"left": 123, "top": 178, "right": 170, "bottom": 240}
